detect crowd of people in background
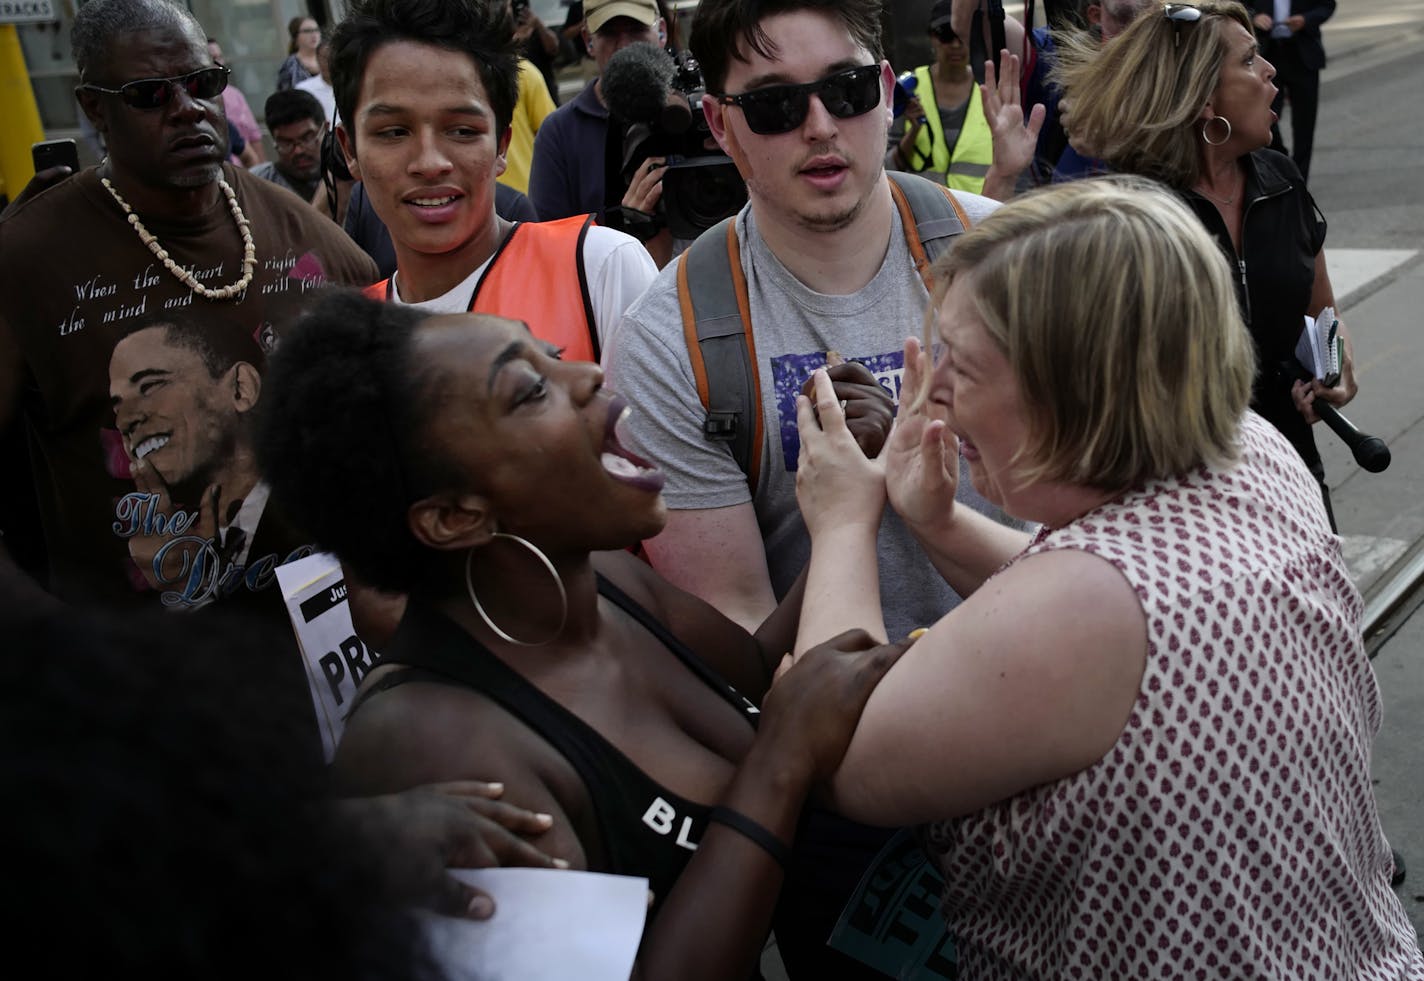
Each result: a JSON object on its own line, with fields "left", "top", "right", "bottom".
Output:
{"left": 3, "top": 0, "right": 1421, "bottom": 978}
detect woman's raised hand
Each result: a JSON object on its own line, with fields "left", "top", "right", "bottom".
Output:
{"left": 884, "top": 337, "right": 960, "bottom": 535}
{"left": 981, "top": 50, "right": 1046, "bottom": 200}
{"left": 794, "top": 368, "right": 887, "bottom": 539}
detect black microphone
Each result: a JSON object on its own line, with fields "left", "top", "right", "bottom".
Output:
{"left": 601, "top": 41, "right": 692, "bottom": 134}
{"left": 1315, "top": 401, "right": 1391, "bottom": 473}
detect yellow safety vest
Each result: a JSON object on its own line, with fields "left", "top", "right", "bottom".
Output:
{"left": 905, "top": 64, "right": 993, "bottom": 195}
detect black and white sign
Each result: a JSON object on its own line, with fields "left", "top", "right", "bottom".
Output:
{"left": 0, "top": 0, "right": 58, "bottom": 25}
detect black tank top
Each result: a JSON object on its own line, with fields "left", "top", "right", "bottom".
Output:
{"left": 352, "top": 574, "right": 760, "bottom": 916}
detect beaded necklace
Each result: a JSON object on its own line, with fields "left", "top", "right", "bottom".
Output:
{"left": 99, "top": 174, "right": 256, "bottom": 301}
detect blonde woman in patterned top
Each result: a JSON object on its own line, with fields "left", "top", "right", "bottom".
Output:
{"left": 791, "top": 177, "right": 1422, "bottom": 979}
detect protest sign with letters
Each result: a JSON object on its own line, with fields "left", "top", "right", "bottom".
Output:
{"left": 275, "top": 551, "right": 382, "bottom": 762}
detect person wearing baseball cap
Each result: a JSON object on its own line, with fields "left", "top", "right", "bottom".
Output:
{"left": 584, "top": 0, "right": 659, "bottom": 33}
{"left": 528, "top": 0, "right": 667, "bottom": 222}
{"left": 887, "top": 0, "right": 1014, "bottom": 197}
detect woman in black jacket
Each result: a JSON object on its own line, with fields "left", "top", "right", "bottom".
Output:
{"left": 1054, "top": 0, "right": 1356, "bottom": 521}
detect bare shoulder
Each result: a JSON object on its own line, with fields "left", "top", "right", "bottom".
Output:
{"left": 333, "top": 674, "right": 593, "bottom": 864}
{"left": 951, "top": 546, "right": 1148, "bottom": 694}
{"left": 830, "top": 545, "right": 1147, "bottom": 825}
{"left": 334, "top": 676, "right": 535, "bottom": 793}
{"left": 981, "top": 547, "right": 1144, "bottom": 634}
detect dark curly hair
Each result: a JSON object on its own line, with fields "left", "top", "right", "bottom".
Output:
{"left": 690, "top": 0, "right": 884, "bottom": 95}
{"left": 264, "top": 87, "right": 328, "bottom": 130}
{"left": 330, "top": 0, "right": 519, "bottom": 151}
{"left": 256, "top": 290, "right": 461, "bottom": 595}
{"left": 0, "top": 607, "right": 437, "bottom": 980}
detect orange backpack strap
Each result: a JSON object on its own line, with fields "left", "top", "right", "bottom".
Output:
{"left": 676, "top": 218, "right": 764, "bottom": 492}
{"left": 887, "top": 170, "right": 971, "bottom": 295}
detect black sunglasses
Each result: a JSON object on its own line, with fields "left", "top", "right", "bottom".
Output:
{"left": 931, "top": 25, "right": 959, "bottom": 43}
{"left": 80, "top": 65, "right": 230, "bottom": 110}
{"left": 717, "top": 64, "right": 883, "bottom": 136}
{"left": 1163, "top": 3, "right": 1203, "bottom": 48}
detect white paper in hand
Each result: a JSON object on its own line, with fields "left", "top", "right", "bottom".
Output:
{"left": 420, "top": 868, "right": 649, "bottom": 981}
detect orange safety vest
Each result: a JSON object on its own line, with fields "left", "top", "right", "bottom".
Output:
{"left": 363, "top": 214, "right": 602, "bottom": 361}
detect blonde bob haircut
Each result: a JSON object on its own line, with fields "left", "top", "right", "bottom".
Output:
{"left": 926, "top": 176, "right": 1254, "bottom": 491}
{"left": 1050, "top": 0, "right": 1254, "bottom": 188}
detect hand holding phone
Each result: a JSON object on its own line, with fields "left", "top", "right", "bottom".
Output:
{"left": 32, "top": 139, "right": 80, "bottom": 175}
{"left": 4, "top": 141, "right": 80, "bottom": 217}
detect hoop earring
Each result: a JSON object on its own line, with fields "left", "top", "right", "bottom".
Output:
{"left": 1201, "top": 116, "right": 1232, "bottom": 146}
{"left": 464, "top": 533, "right": 568, "bottom": 647}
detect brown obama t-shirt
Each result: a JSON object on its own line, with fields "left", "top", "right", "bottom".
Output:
{"left": 0, "top": 164, "right": 377, "bottom": 611}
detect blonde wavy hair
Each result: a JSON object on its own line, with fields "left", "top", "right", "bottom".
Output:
{"left": 926, "top": 177, "right": 1255, "bottom": 491}
{"left": 1051, "top": 0, "right": 1254, "bottom": 188}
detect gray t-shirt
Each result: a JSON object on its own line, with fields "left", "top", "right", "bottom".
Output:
{"left": 603, "top": 187, "right": 1009, "bottom": 639}
{"left": 250, "top": 161, "right": 320, "bottom": 204}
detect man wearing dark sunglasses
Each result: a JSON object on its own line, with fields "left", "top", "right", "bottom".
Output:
{"left": 609, "top": 0, "right": 1008, "bottom": 637}
{"left": 603, "top": 3, "right": 1016, "bottom": 972}
{"left": 0, "top": 0, "right": 376, "bottom": 616}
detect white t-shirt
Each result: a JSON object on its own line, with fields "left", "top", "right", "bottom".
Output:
{"left": 391, "top": 224, "right": 657, "bottom": 351}
{"left": 295, "top": 75, "right": 337, "bottom": 126}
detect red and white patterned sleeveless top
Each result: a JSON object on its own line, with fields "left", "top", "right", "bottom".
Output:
{"left": 923, "top": 413, "right": 1423, "bottom": 979}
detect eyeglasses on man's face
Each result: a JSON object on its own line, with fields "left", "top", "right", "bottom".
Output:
{"left": 275, "top": 125, "right": 326, "bottom": 155}
{"left": 717, "top": 64, "right": 883, "bottom": 136}
{"left": 79, "top": 65, "right": 230, "bottom": 110}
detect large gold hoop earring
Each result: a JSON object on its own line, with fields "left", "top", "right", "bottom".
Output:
{"left": 1201, "top": 116, "right": 1232, "bottom": 146}
{"left": 464, "top": 532, "right": 568, "bottom": 647}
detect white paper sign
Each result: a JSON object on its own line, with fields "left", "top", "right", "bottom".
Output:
{"left": 275, "top": 551, "right": 382, "bottom": 762}
{"left": 421, "top": 868, "right": 649, "bottom": 981}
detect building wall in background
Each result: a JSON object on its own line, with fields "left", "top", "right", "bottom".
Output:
{"left": 16, "top": 0, "right": 335, "bottom": 164}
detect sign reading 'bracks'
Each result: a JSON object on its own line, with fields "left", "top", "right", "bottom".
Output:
{"left": 0, "top": 1, "right": 58, "bottom": 25}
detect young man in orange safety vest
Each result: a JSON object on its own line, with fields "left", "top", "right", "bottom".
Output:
{"left": 332, "top": 0, "right": 656, "bottom": 360}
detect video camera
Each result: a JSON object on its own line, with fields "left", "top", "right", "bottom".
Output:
{"left": 601, "top": 43, "right": 747, "bottom": 241}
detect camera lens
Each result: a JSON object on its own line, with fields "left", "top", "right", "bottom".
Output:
{"left": 663, "top": 158, "right": 747, "bottom": 239}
